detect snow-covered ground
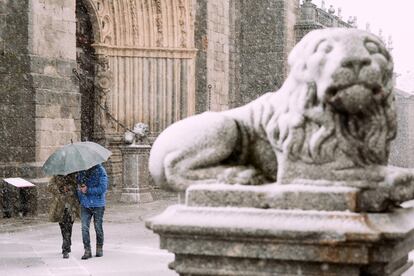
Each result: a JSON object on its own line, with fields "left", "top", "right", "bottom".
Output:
{"left": 0, "top": 199, "right": 178, "bottom": 276}
{"left": 2, "top": 198, "right": 414, "bottom": 275}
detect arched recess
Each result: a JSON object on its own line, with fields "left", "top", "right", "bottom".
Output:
{"left": 78, "top": 0, "right": 102, "bottom": 44}
{"left": 80, "top": 0, "right": 197, "bottom": 135}
{"left": 76, "top": 0, "right": 98, "bottom": 142}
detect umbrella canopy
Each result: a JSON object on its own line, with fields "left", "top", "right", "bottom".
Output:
{"left": 42, "top": 141, "right": 112, "bottom": 176}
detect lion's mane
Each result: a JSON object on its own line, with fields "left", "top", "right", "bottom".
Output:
{"left": 273, "top": 29, "right": 396, "bottom": 169}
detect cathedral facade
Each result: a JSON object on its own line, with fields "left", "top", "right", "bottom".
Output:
{"left": 0, "top": 0, "right": 353, "bottom": 209}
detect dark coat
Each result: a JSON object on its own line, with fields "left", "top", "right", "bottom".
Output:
{"left": 48, "top": 174, "right": 80, "bottom": 223}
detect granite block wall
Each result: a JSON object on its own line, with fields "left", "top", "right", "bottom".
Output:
{"left": 389, "top": 90, "right": 414, "bottom": 168}
{"left": 194, "top": 0, "right": 231, "bottom": 113}
{"left": 195, "top": 0, "right": 300, "bottom": 111}
{"left": 0, "top": 1, "right": 35, "bottom": 172}
{"left": 0, "top": 0, "right": 80, "bottom": 216}
{"left": 231, "top": 0, "right": 299, "bottom": 107}
{"left": 206, "top": 0, "right": 231, "bottom": 111}
{"left": 194, "top": 0, "right": 208, "bottom": 114}
{"left": 29, "top": 0, "right": 80, "bottom": 164}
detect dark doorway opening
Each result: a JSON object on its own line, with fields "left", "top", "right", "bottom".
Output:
{"left": 76, "top": 0, "right": 96, "bottom": 142}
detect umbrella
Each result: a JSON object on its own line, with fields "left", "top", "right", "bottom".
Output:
{"left": 42, "top": 141, "right": 112, "bottom": 176}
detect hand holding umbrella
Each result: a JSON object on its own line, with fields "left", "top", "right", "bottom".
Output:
{"left": 79, "top": 184, "right": 88, "bottom": 194}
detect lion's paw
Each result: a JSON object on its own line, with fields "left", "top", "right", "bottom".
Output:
{"left": 218, "top": 167, "right": 266, "bottom": 185}
{"left": 385, "top": 167, "right": 414, "bottom": 202}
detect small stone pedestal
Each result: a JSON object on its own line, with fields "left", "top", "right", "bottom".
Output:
{"left": 120, "top": 145, "right": 153, "bottom": 203}
{"left": 147, "top": 183, "right": 414, "bottom": 276}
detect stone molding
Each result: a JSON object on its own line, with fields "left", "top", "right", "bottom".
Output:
{"left": 148, "top": 204, "right": 414, "bottom": 246}
{"left": 93, "top": 44, "right": 197, "bottom": 59}
{"left": 85, "top": 0, "right": 195, "bottom": 49}
{"left": 94, "top": 54, "right": 116, "bottom": 133}
{"left": 186, "top": 183, "right": 359, "bottom": 211}
{"left": 121, "top": 144, "right": 151, "bottom": 154}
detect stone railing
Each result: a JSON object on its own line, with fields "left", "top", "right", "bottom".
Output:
{"left": 295, "top": 0, "right": 353, "bottom": 42}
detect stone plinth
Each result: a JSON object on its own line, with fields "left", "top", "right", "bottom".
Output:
{"left": 120, "top": 145, "right": 153, "bottom": 203}
{"left": 147, "top": 184, "right": 414, "bottom": 276}
{"left": 185, "top": 181, "right": 414, "bottom": 213}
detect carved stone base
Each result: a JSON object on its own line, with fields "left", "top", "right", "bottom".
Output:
{"left": 186, "top": 183, "right": 359, "bottom": 211}
{"left": 120, "top": 188, "right": 153, "bottom": 203}
{"left": 147, "top": 184, "right": 414, "bottom": 276}
{"left": 185, "top": 181, "right": 412, "bottom": 212}
{"left": 120, "top": 145, "right": 153, "bottom": 203}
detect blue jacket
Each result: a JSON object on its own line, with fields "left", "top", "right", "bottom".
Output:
{"left": 76, "top": 164, "right": 108, "bottom": 208}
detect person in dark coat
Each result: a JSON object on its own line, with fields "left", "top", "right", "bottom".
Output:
{"left": 76, "top": 163, "right": 108, "bottom": 260}
{"left": 48, "top": 173, "right": 80, "bottom": 259}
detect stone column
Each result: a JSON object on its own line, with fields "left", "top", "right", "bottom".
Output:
{"left": 120, "top": 145, "right": 153, "bottom": 203}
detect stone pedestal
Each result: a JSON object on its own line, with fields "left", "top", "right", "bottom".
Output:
{"left": 120, "top": 145, "right": 153, "bottom": 203}
{"left": 147, "top": 183, "right": 414, "bottom": 276}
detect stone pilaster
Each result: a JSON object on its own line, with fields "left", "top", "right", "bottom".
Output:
{"left": 0, "top": 0, "right": 79, "bottom": 215}
{"left": 236, "top": 0, "right": 299, "bottom": 106}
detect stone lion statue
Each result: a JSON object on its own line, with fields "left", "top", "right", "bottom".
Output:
{"left": 124, "top": 123, "right": 150, "bottom": 145}
{"left": 149, "top": 28, "right": 396, "bottom": 191}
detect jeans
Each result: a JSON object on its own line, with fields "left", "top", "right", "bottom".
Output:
{"left": 81, "top": 206, "right": 105, "bottom": 250}
{"left": 59, "top": 209, "right": 74, "bottom": 254}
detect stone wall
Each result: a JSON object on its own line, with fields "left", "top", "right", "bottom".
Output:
{"left": 194, "top": 0, "right": 208, "bottom": 113}
{"left": 232, "top": 0, "right": 299, "bottom": 106}
{"left": 194, "top": 0, "right": 231, "bottom": 113}
{"left": 389, "top": 89, "right": 414, "bottom": 168}
{"left": 30, "top": 0, "right": 79, "bottom": 212}
{"left": 228, "top": 0, "right": 241, "bottom": 108}
{"left": 30, "top": 0, "right": 79, "bottom": 163}
{"left": 206, "top": 0, "right": 230, "bottom": 111}
{"left": 0, "top": 0, "right": 80, "bottom": 215}
{"left": 195, "top": 0, "right": 300, "bottom": 111}
{"left": 0, "top": 1, "right": 36, "bottom": 177}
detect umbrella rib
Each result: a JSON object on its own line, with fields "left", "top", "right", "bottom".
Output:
{"left": 73, "top": 144, "right": 88, "bottom": 172}
{"left": 63, "top": 145, "right": 75, "bottom": 175}
{"left": 61, "top": 147, "right": 67, "bottom": 175}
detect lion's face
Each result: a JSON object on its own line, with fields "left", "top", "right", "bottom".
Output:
{"left": 279, "top": 29, "right": 396, "bottom": 169}
{"left": 289, "top": 28, "right": 393, "bottom": 114}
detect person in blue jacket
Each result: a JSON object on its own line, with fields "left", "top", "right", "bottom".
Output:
{"left": 76, "top": 163, "right": 108, "bottom": 260}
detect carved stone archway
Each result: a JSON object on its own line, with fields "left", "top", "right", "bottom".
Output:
{"left": 76, "top": 0, "right": 98, "bottom": 142}
{"left": 81, "top": 0, "right": 196, "bottom": 136}
{"left": 77, "top": 0, "right": 196, "bottom": 195}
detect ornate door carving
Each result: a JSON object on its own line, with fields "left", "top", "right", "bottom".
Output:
{"left": 82, "top": 0, "right": 196, "bottom": 135}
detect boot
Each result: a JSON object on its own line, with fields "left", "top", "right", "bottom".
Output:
{"left": 96, "top": 245, "right": 103, "bottom": 257}
{"left": 62, "top": 252, "right": 69, "bottom": 259}
{"left": 81, "top": 248, "right": 92, "bottom": 260}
